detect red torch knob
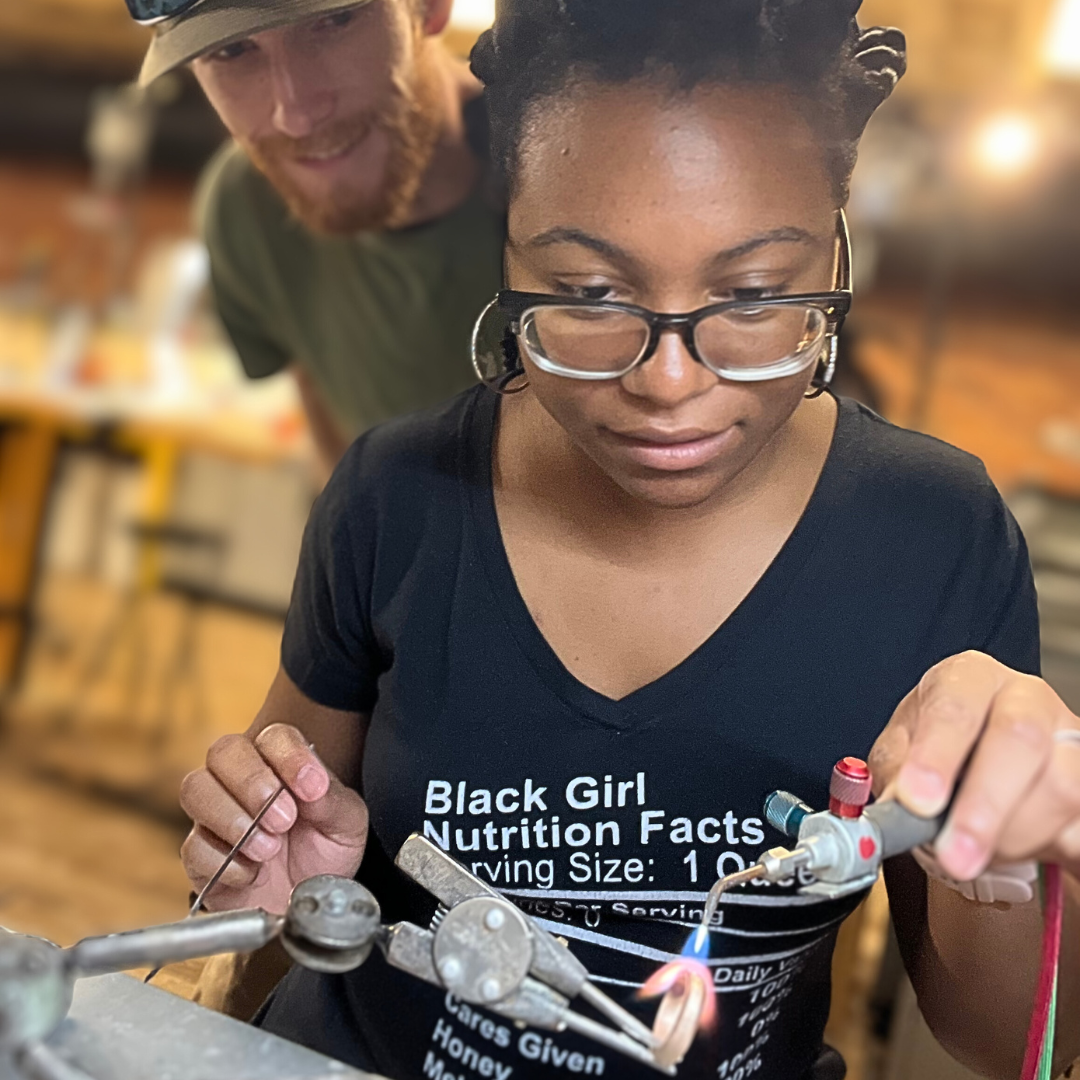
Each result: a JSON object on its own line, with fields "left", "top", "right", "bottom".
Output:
{"left": 829, "top": 757, "right": 872, "bottom": 818}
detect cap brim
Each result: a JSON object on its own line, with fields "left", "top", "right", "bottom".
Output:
{"left": 139, "top": 0, "right": 375, "bottom": 86}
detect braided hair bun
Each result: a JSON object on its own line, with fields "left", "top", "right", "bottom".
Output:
{"left": 470, "top": 0, "right": 906, "bottom": 202}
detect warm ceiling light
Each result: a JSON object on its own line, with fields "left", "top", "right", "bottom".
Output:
{"left": 450, "top": 0, "right": 495, "bottom": 30}
{"left": 1046, "top": 0, "right": 1080, "bottom": 77}
{"left": 972, "top": 114, "right": 1041, "bottom": 179}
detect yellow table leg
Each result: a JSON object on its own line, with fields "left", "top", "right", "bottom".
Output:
{"left": 0, "top": 421, "right": 60, "bottom": 692}
{"left": 135, "top": 436, "right": 179, "bottom": 592}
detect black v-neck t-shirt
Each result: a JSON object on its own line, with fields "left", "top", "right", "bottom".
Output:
{"left": 261, "top": 387, "right": 1039, "bottom": 1080}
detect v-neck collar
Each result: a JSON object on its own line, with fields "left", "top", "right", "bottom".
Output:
{"left": 461, "top": 389, "right": 857, "bottom": 733}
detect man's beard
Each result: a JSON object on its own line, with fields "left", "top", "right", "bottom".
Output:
{"left": 245, "top": 53, "right": 444, "bottom": 235}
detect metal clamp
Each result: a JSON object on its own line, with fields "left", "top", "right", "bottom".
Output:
{"left": 385, "top": 835, "right": 673, "bottom": 1073}
{"left": 281, "top": 876, "right": 381, "bottom": 973}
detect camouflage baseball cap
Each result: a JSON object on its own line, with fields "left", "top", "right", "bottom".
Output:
{"left": 139, "top": 0, "right": 375, "bottom": 86}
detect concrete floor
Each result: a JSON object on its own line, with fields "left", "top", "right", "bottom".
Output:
{"left": 0, "top": 571, "right": 285, "bottom": 998}
{"left": 0, "top": 757, "right": 203, "bottom": 999}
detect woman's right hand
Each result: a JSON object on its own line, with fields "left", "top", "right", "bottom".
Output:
{"left": 179, "top": 722, "right": 369, "bottom": 915}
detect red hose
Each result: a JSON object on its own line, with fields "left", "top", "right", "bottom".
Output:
{"left": 1019, "top": 864, "right": 1064, "bottom": 1080}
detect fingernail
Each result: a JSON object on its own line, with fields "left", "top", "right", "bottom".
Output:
{"left": 898, "top": 764, "right": 947, "bottom": 814}
{"left": 936, "top": 823, "right": 985, "bottom": 880}
{"left": 266, "top": 797, "right": 293, "bottom": 831}
{"left": 246, "top": 829, "right": 281, "bottom": 860}
{"left": 296, "top": 763, "right": 327, "bottom": 801}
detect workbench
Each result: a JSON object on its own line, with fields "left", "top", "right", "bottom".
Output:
{"left": 0, "top": 972, "right": 382, "bottom": 1080}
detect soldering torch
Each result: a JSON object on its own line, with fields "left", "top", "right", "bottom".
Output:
{"left": 689, "top": 756, "right": 1064, "bottom": 1080}
{"left": 693, "top": 757, "right": 945, "bottom": 952}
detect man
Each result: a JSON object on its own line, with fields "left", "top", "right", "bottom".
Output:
{"left": 129, "top": 0, "right": 502, "bottom": 1012}
{"left": 136, "top": 0, "right": 504, "bottom": 471}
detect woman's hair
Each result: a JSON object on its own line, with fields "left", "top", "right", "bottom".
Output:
{"left": 470, "top": 0, "right": 906, "bottom": 204}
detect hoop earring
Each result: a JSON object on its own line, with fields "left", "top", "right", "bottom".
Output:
{"left": 471, "top": 299, "right": 529, "bottom": 394}
{"left": 804, "top": 335, "right": 838, "bottom": 399}
{"left": 499, "top": 370, "right": 530, "bottom": 394}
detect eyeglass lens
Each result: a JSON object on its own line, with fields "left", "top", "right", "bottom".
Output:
{"left": 524, "top": 308, "right": 650, "bottom": 374}
{"left": 523, "top": 305, "right": 828, "bottom": 376}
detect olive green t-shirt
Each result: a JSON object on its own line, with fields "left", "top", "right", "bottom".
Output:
{"left": 196, "top": 141, "right": 505, "bottom": 437}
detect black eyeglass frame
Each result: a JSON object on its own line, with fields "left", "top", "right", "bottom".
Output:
{"left": 497, "top": 289, "right": 852, "bottom": 382}
{"left": 472, "top": 211, "right": 854, "bottom": 392}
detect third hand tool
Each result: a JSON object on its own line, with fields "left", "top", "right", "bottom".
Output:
{"left": 5, "top": 835, "right": 696, "bottom": 1079}
{"left": 385, "top": 835, "right": 687, "bottom": 1073}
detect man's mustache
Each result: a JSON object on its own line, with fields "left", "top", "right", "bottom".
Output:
{"left": 253, "top": 111, "right": 381, "bottom": 162}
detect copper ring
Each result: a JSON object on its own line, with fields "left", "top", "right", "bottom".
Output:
{"left": 651, "top": 970, "right": 708, "bottom": 1070}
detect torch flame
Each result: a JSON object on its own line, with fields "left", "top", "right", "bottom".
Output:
{"left": 683, "top": 925, "right": 711, "bottom": 962}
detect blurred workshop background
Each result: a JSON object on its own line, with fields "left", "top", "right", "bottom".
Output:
{"left": 0, "top": 1, "right": 1079, "bottom": 1078}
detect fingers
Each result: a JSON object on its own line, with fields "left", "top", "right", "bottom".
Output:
{"left": 936, "top": 675, "right": 1059, "bottom": 878}
{"left": 251, "top": 724, "right": 366, "bottom": 847}
{"left": 876, "top": 654, "right": 1080, "bottom": 882}
{"left": 181, "top": 825, "right": 260, "bottom": 891}
{"left": 177, "top": 725, "right": 316, "bottom": 883}
{"left": 894, "top": 652, "right": 1009, "bottom": 817}
{"left": 253, "top": 724, "right": 329, "bottom": 803}
{"left": 205, "top": 733, "right": 297, "bottom": 834}
{"left": 179, "top": 768, "right": 284, "bottom": 862}
{"left": 868, "top": 686, "right": 916, "bottom": 798}
{"left": 180, "top": 723, "right": 363, "bottom": 905}
{"left": 997, "top": 723, "right": 1080, "bottom": 861}
{"left": 294, "top": 767, "right": 369, "bottom": 849}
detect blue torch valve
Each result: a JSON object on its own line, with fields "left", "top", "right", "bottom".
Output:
{"left": 763, "top": 790, "right": 815, "bottom": 839}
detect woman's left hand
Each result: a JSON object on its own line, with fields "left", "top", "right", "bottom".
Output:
{"left": 869, "top": 651, "right": 1080, "bottom": 882}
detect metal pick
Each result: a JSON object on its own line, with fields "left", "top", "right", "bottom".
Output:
{"left": 144, "top": 783, "right": 287, "bottom": 984}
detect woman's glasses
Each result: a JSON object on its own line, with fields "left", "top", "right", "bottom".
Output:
{"left": 500, "top": 292, "right": 850, "bottom": 382}
{"left": 472, "top": 215, "right": 853, "bottom": 393}
{"left": 472, "top": 291, "right": 851, "bottom": 393}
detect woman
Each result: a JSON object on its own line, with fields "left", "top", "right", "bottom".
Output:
{"left": 179, "top": 1, "right": 1080, "bottom": 1078}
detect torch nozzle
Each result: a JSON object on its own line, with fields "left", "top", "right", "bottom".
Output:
{"left": 690, "top": 864, "right": 767, "bottom": 958}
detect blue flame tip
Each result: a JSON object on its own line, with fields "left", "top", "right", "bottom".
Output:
{"left": 682, "top": 929, "right": 710, "bottom": 961}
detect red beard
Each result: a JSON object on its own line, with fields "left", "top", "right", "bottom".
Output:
{"left": 245, "top": 54, "right": 444, "bottom": 235}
